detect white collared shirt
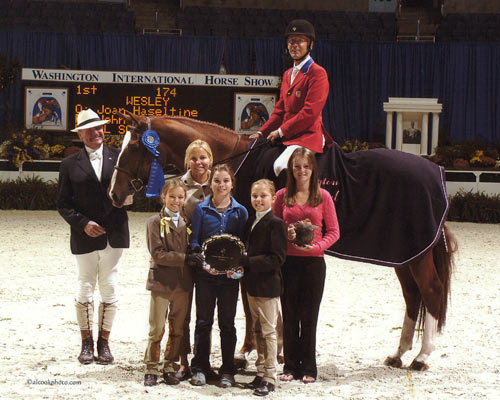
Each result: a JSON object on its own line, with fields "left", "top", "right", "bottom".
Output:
{"left": 290, "top": 55, "right": 311, "bottom": 85}
{"left": 85, "top": 145, "right": 103, "bottom": 181}
{"left": 165, "top": 208, "right": 180, "bottom": 227}
{"left": 251, "top": 208, "right": 272, "bottom": 231}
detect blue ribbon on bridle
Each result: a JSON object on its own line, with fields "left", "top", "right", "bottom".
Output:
{"left": 141, "top": 128, "right": 165, "bottom": 198}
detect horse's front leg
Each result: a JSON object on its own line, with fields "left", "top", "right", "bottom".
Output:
{"left": 409, "top": 312, "right": 438, "bottom": 371}
{"left": 385, "top": 312, "right": 416, "bottom": 368}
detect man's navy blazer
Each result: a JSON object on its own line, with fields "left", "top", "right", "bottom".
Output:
{"left": 242, "top": 211, "right": 287, "bottom": 298}
{"left": 57, "top": 147, "right": 129, "bottom": 255}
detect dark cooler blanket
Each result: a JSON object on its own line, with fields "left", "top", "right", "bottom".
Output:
{"left": 317, "top": 143, "right": 448, "bottom": 267}
{"left": 235, "top": 141, "right": 448, "bottom": 268}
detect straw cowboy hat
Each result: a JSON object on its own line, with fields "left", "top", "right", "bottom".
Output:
{"left": 71, "top": 109, "right": 109, "bottom": 132}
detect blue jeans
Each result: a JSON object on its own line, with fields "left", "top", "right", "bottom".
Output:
{"left": 191, "top": 271, "right": 239, "bottom": 376}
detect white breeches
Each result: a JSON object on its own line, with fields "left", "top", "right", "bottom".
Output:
{"left": 273, "top": 145, "right": 301, "bottom": 176}
{"left": 75, "top": 243, "right": 123, "bottom": 304}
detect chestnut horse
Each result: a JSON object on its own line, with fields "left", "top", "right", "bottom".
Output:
{"left": 109, "top": 112, "right": 457, "bottom": 371}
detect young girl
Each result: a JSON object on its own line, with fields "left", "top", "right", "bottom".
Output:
{"left": 166, "top": 139, "right": 213, "bottom": 381}
{"left": 189, "top": 164, "right": 248, "bottom": 388}
{"left": 240, "top": 179, "right": 288, "bottom": 396}
{"left": 273, "top": 147, "right": 340, "bottom": 384}
{"left": 143, "top": 179, "right": 203, "bottom": 387}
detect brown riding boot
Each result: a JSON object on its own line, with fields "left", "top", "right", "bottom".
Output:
{"left": 78, "top": 330, "right": 94, "bottom": 364}
{"left": 96, "top": 330, "right": 114, "bottom": 364}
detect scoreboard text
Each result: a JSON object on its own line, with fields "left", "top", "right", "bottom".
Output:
{"left": 22, "top": 68, "right": 280, "bottom": 135}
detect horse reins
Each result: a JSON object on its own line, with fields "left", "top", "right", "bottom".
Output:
{"left": 116, "top": 115, "right": 290, "bottom": 191}
{"left": 214, "top": 130, "right": 308, "bottom": 173}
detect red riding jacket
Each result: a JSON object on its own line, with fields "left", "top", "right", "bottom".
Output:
{"left": 260, "top": 58, "right": 333, "bottom": 153}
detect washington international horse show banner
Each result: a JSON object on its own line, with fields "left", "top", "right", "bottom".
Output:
{"left": 21, "top": 68, "right": 280, "bottom": 135}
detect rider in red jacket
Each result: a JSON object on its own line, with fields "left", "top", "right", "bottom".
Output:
{"left": 252, "top": 19, "right": 333, "bottom": 176}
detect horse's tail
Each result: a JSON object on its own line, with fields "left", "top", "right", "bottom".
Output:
{"left": 417, "top": 224, "right": 458, "bottom": 333}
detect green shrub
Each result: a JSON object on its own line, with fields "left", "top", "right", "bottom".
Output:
{"left": 0, "top": 176, "right": 57, "bottom": 209}
{"left": 448, "top": 191, "right": 500, "bottom": 223}
{"left": 0, "top": 176, "right": 161, "bottom": 212}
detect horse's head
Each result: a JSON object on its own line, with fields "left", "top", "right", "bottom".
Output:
{"left": 109, "top": 110, "right": 250, "bottom": 207}
{"left": 109, "top": 111, "right": 155, "bottom": 207}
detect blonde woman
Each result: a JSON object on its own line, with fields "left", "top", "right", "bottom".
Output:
{"left": 181, "top": 140, "right": 213, "bottom": 221}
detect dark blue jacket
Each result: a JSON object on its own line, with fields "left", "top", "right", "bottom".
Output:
{"left": 190, "top": 195, "right": 248, "bottom": 250}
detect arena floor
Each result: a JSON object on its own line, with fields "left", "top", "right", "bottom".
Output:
{"left": 0, "top": 211, "right": 498, "bottom": 399}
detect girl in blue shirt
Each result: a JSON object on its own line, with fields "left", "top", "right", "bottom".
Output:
{"left": 189, "top": 164, "right": 248, "bottom": 388}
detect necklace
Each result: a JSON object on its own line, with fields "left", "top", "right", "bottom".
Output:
{"left": 212, "top": 196, "right": 230, "bottom": 214}
{"left": 212, "top": 196, "right": 230, "bottom": 208}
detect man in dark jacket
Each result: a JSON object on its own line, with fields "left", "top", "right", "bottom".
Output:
{"left": 57, "top": 108, "right": 129, "bottom": 365}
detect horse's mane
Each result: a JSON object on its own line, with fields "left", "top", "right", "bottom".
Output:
{"left": 156, "top": 115, "right": 239, "bottom": 136}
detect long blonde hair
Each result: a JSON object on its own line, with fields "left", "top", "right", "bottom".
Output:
{"left": 284, "top": 148, "right": 322, "bottom": 207}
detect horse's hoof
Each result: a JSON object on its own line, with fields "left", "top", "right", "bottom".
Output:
{"left": 384, "top": 356, "right": 403, "bottom": 368}
{"left": 409, "top": 360, "right": 429, "bottom": 371}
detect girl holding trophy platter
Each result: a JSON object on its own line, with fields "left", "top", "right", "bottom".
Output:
{"left": 188, "top": 164, "right": 248, "bottom": 388}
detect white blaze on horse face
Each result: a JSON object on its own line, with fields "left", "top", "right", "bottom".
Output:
{"left": 109, "top": 131, "right": 134, "bottom": 207}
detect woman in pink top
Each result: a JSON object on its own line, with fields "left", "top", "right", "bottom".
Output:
{"left": 273, "top": 147, "right": 340, "bottom": 384}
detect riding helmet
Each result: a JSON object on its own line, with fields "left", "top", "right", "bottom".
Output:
{"left": 284, "top": 19, "right": 315, "bottom": 41}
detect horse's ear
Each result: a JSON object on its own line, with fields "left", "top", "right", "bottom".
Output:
{"left": 117, "top": 111, "right": 133, "bottom": 125}
{"left": 117, "top": 110, "right": 143, "bottom": 127}
{"left": 128, "top": 111, "right": 141, "bottom": 127}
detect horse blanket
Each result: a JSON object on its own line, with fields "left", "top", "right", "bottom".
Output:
{"left": 236, "top": 140, "right": 449, "bottom": 268}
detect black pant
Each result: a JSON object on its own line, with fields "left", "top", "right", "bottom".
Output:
{"left": 281, "top": 256, "right": 326, "bottom": 379}
{"left": 191, "top": 271, "right": 239, "bottom": 376}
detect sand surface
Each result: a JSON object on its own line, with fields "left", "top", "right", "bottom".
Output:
{"left": 0, "top": 211, "right": 499, "bottom": 399}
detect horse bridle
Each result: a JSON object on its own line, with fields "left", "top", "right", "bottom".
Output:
{"left": 114, "top": 143, "right": 148, "bottom": 193}
{"left": 113, "top": 117, "right": 155, "bottom": 193}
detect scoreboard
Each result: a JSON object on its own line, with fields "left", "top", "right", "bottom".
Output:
{"left": 21, "top": 68, "right": 280, "bottom": 135}
{"left": 71, "top": 83, "right": 230, "bottom": 134}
